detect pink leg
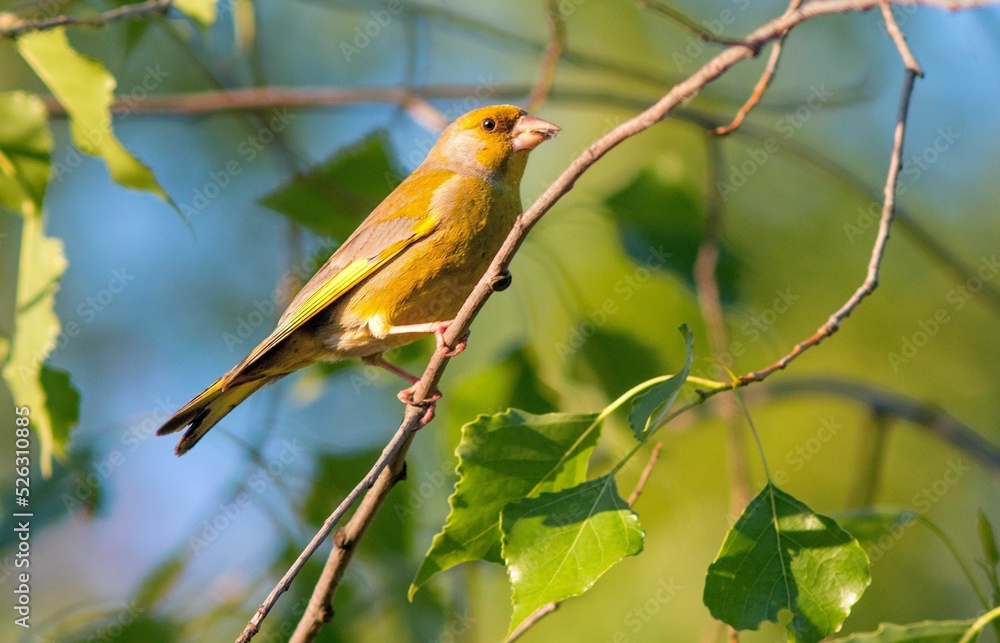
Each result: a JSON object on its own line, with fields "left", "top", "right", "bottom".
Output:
{"left": 386, "top": 320, "right": 468, "bottom": 358}
{"left": 363, "top": 355, "right": 440, "bottom": 425}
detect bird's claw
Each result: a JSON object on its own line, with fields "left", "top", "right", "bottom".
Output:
{"left": 433, "top": 321, "right": 470, "bottom": 358}
{"left": 397, "top": 385, "right": 441, "bottom": 425}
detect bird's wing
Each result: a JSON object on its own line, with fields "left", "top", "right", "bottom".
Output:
{"left": 223, "top": 171, "right": 451, "bottom": 385}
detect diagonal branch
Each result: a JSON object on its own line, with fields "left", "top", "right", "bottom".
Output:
{"left": 0, "top": 0, "right": 171, "bottom": 39}
{"left": 235, "top": 0, "right": 991, "bottom": 640}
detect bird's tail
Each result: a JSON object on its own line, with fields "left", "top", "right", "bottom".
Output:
{"left": 156, "top": 376, "right": 273, "bottom": 455}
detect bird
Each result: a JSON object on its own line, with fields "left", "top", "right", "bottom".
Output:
{"left": 156, "top": 104, "right": 560, "bottom": 455}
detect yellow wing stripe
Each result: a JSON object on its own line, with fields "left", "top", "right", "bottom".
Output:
{"left": 223, "top": 215, "right": 437, "bottom": 386}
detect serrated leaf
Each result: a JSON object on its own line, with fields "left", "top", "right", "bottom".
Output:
{"left": 628, "top": 324, "right": 694, "bottom": 439}
{"left": 501, "top": 475, "right": 644, "bottom": 638}
{"left": 16, "top": 28, "right": 167, "bottom": 200}
{"left": 829, "top": 619, "right": 977, "bottom": 642}
{"left": 1, "top": 213, "right": 71, "bottom": 476}
{"left": 704, "top": 483, "right": 871, "bottom": 643}
{"left": 0, "top": 91, "right": 51, "bottom": 217}
{"left": 174, "top": 0, "right": 218, "bottom": 27}
{"left": 410, "top": 409, "right": 602, "bottom": 599}
{"left": 259, "top": 132, "right": 397, "bottom": 240}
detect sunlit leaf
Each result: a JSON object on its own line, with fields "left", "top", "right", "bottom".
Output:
{"left": 173, "top": 0, "right": 219, "bottom": 27}
{"left": 260, "top": 132, "right": 397, "bottom": 240}
{"left": 0, "top": 91, "right": 51, "bottom": 217}
{"left": 628, "top": 324, "right": 693, "bottom": 439}
{"left": 704, "top": 483, "right": 870, "bottom": 643}
{"left": 16, "top": 28, "right": 167, "bottom": 200}
{"left": 829, "top": 619, "right": 977, "bottom": 643}
{"left": 1, "top": 212, "right": 72, "bottom": 476}
{"left": 501, "top": 474, "right": 643, "bottom": 638}
{"left": 410, "top": 409, "right": 601, "bottom": 598}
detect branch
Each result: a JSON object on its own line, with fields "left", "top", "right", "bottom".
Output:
{"left": 694, "top": 136, "right": 752, "bottom": 512}
{"left": 737, "top": 64, "right": 919, "bottom": 385}
{"left": 0, "top": 0, "right": 171, "bottom": 39}
{"left": 714, "top": 0, "right": 802, "bottom": 135}
{"left": 236, "top": 0, "right": 994, "bottom": 639}
{"left": 526, "top": 0, "right": 565, "bottom": 112}
{"left": 638, "top": 0, "right": 747, "bottom": 47}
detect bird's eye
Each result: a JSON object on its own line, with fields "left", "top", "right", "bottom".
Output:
{"left": 481, "top": 118, "right": 497, "bottom": 132}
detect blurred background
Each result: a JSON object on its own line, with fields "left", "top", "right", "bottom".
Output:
{"left": 1, "top": 0, "right": 999, "bottom": 641}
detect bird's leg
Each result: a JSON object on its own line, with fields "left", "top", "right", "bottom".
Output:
{"left": 362, "top": 354, "right": 441, "bottom": 425}
{"left": 386, "top": 320, "right": 469, "bottom": 358}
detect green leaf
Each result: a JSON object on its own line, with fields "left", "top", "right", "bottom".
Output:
{"left": 40, "top": 365, "right": 79, "bottom": 451}
{"left": 173, "top": 0, "right": 219, "bottom": 27}
{"left": 704, "top": 483, "right": 871, "bottom": 643}
{"left": 0, "top": 92, "right": 51, "bottom": 217}
{"left": 628, "top": 324, "right": 694, "bottom": 440}
{"left": 829, "top": 620, "right": 977, "bottom": 643}
{"left": 259, "top": 132, "right": 398, "bottom": 240}
{"left": 16, "top": 28, "right": 167, "bottom": 200}
{"left": 1, "top": 212, "right": 72, "bottom": 476}
{"left": 410, "top": 409, "right": 602, "bottom": 599}
{"left": 978, "top": 510, "right": 999, "bottom": 569}
{"left": 605, "top": 168, "right": 741, "bottom": 302}
{"left": 501, "top": 475, "right": 644, "bottom": 638}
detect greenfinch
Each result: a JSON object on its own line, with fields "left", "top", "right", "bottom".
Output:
{"left": 157, "top": 105, "right": 560, "bottom": 454}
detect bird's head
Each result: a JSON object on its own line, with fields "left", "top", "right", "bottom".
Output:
{"left": 424, "top": 105, "right": 560, "bottom": 183}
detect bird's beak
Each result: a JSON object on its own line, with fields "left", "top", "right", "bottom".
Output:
{"left": 511, "top": 115, "right": 560, "bottom": 152}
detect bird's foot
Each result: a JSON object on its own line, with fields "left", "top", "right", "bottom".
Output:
{"left": 397, "top": 385, "right": 442, "bottom": 425}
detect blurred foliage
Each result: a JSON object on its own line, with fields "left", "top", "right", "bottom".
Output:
{"left": 0, "top": 0, "right": 998, "bottom": 642}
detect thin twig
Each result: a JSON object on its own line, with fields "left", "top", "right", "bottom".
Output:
{"left": 638, "top": 0, "right": 747, "bottom": 47}
{"left": 715, "top": 0, "right": 803, "bottom": 135}
{"left": 627, "top": 441, "right": 664, "bottom": 506}
{"left": 526, "top": 0, "right": 565, "bottom": 112}
{"left": 738, "top": 65, "right": 920, "bottom": 386}
{"left": 235, "top": 410, "right": 422, "bottom": 642}
{"left": 0, "top": 0, "right": 171, "bottom": 39}
{"left": 694, "top": 136, "right": 752, "bottom": 513}
{"left": 238, "top": 1, "right": 986, "bottom": 639}
{"left": 510, "top": 442, "right": 665, "bottom": 641}
{"left": 880, "top": 2, "right": 925, "bottom": 75}
{"left": 289, "top": 432, "right": 414, "bottom": 642}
